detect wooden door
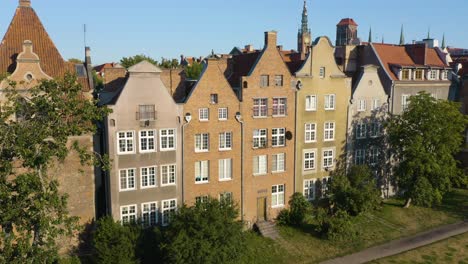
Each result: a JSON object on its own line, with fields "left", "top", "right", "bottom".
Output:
{"left": 257, "top": 197, "right": 267, "bottom": 221}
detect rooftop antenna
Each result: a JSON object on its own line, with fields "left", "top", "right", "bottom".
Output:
{"left": 83, "top": 24, "right": 87, "bottom": 48}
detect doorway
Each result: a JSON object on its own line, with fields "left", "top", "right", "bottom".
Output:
{"left": 257, "top": 197, "right": 267, "bottom": 221}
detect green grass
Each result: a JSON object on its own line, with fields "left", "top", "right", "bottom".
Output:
{"left": 242, "top": 189, "right": 468, "bottom": 264}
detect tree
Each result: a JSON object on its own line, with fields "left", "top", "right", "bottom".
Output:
{"left": 0, "top": 74, "right": 110, "bottom": 263}
{"left": 159, "top": 58, "right": 180, "bottom": 69}
{"left": 387, "top": 92, "right": 468, "bottom": 207}
{"left": 120, "top": 55, "right": 158, "bottom": 69}
{"left": 162, "top": 198, "right": 245, "bottom": 264}
{"left": 68, "top": 58, "right": 84, "bottom": 64}
{"left": 329, "top": 165, "right": 382, "bottom": 216}
{"left": 277, "top": 193, "right": 311, "bottom": 226}
{"left": 184, "top": 61, "right": 203, "bottom": 80}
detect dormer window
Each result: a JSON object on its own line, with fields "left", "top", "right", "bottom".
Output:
{"left": 401, "top": 69, "right": 411, "bottom": 80}
{"left": 428, "top": 70, "right": 438, "bottom": 80}
{"left": 441, "top": 70, "right": 448, "bottom": 80}
{"left": 414, "top": 69, "right": 424, "bottom": 80}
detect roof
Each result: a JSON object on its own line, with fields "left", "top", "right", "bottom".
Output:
{"left": 228, "top": 51, "right": 261, "bottom": 87}
{"left": 279, "top": 50, "right": 305, "bottom": 74}
{"left": 128, "top": 60, "right": 162, "bottom": 73}
{"left": 372, "top": 43, "right": 447, "bottom": 81}
{"left": 337, "top": 18, "right": 358, "bottom": 27}
{"left": 0, "top": 3, "right": 90, "bottom": 91}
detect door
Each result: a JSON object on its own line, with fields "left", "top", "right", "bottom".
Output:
{"left": 257, "top": 197, "right": 267, "bottom": 221}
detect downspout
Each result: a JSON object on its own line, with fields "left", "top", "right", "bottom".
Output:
{"left": 235, "top": 112, "right": 244, "bottom": 222}
{"left": 181, "top": 113, "right": 192, "bottom": 203}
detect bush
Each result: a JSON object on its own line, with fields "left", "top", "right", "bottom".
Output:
{"left": 313, "top": 208, "right": 358, "bottom": 241}
{"left": 276, "top": 209, "right": 291, "bottom": 226}
{"left": 412, "top": 177, "right": 442, "bottom": 207}
{"left": 276, "top": 193, "right": 311, "bottom": 226}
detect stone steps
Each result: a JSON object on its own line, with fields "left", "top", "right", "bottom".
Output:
{"left": 256, "top": 220, "right": 280, "bottom": 240}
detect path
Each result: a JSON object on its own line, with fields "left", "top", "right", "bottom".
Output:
{"left": 320, "top": 221, "right": 468, "bottom": 264}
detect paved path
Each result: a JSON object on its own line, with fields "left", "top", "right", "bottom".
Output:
{"left": 320, "top": 221, "right": 468, "bottom": 264}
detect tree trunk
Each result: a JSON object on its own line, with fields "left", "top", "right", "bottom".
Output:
{"left": 403, "top": 198, "right": 412, "bottom": 208}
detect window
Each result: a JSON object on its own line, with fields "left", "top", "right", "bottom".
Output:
{"left": 275, "top": 75, "right": 283, "bottom": 86}
{"left": 429, "top": 70, "right": 438, "bottom": 80}
{"left": 195, "top": 160, "right": 209, "bottom": 183}
{"left": 253, "top": 129, "right": 267, "bottom": 148}
{"left": 305, "top": 95, "right": 317, "bottom": 111}
{"left": 219, "top": 159, "right": 232, "bottom": 181}
{"left": 162, "top": 199, "right": 176, "bottom": 226}
{"left": 219, "top": 132, "right": 232, "bottom": 150}
{"left": 120, "top": 205, "right": 137, "bottom": 224}
{"left": 304, "top": 179, "right": 316, "bottom": 201}
{"left": 402, "top": 94, "right": 410, "bottom": 111}
{"left": 369, "top": 148, "right": 380, "bottom": 165}
{"left": 141, "top": 202, "right": 157, "bottom": 227}
{"left": 118, "top": 131, "right": 135, "bottom": 154}
{"left": 253, "top": 155, "right": 267, "bottom": 175}
{"left": 272, "top": 98, "right": 287, "bottom": 116}
{"left": 260, "top": 75, "right": 269, "bottom": 87}
{"left": 219, "top": 192, "right": 233, "bottom": 204}
{"left": 370, "top": 122, "right": 381, "bottom": 138}
{"left": 355, "top": 149, "right": 365, "bottom": 165}
{"left": 305, "top": 123, "right": 316, "bottom": 143}
{"left": 195, "top": 133, "right": 209, "bottom": 152}
{"left": 415, "top": 69, "right": 424, "bottom": 80}
{"left": 324, "top": 122, "right": 335, "bottom": 141}
{"left": 138, "top": 105, "right": 155, "bottom": 120}
{"left": 356, "top": 122, "right": 367, "bottom": 139}
{"left": 120, "top": 168, "right": 136, "bottom": 191}
{"left": 195, "top": 195, "right": 209, "bottom": 204}
{"left": 210, "top": 94, "right": 218, "bottom": 104}
{"left": 304, "top": 151, "right": 316, "bottom": 170}
{"left": 319, "top": 67, "right": 326, "bottom": 78}
{"left": 141, "top": 166, "right": 156, "bottom": 188}
{"left": 218, "top": 108, "right": 228, "bottom": 120}
{"left": 401, "top": 69, "right": 411, "bottom": 80}
{"left": 253, "top": 98, "right": 268, "bottom": 117}
{"left": 371, "top": 99, "right": 380, "bottom": 110}
{"left": 323, "top": 150, "right": 334, "bottom": 168}
{"left": 161, "top": 164, "right": 176, "bottom": 186}
{"left": 324, "top": 94, "right": 335, "bottom": 110}
{"left": 160, "top": 129, "right": 176, "bottom": 151}
{"left": 357, "top": 99, "right": 366, "bottom": 112}
{"left": 321, "top": 177, "right": 331, "bottom": 198}
{"left": 140, "top": 130, "right": 156, "bottom": 153}
{"left": 441, "top": 70, "right": 448, "bottom": 80}
{"left": 272, "top": 153, "right": 285, "bottom": 173}
{"left": 272, "top": 128, "right": 286, "bottom": 147}
{"left": 272, "top": 184, "right": 285, "bottom": 207}
{"left": 199, "top": 108, "right": 209, "bottom": 121}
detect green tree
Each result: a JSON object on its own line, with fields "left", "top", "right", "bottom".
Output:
{"left": 159, "top": 58, "right": 180, "bottom": 69}
{"left": 162, "top": 197, "right": 245, "bottom": 264}
{"left": 184, "top": 61, "right": 203, "bottom": 80}
{"left": 68, "top": 58, "right": 83, "bottom": 64}
{"left": 120, "top": 55, "right": 158, "bottom": 69}
{"left": 277, "top": 193, "right": 311, "bottom": 226}
{"left": 387, "top": 92, "right": 468, "bottom": 207}
{"left": 329, "top": 165, "right": 382, "bottom": 215}
{"left": 0, "top": 74, "right": 110, "bottom": 263}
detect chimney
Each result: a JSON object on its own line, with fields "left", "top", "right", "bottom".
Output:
{"left": 277, "top": 45, "right": 283, "bottom": 51}
{"left": 245, "top": 45, "right": 254, "bottom": 52}
{"left": 84, "top": 47, "right": 95, "bottom": 91}
{"left": 19, "top": 0, "right": 31, "bottom": 7}
{"left": 264, "top": 31, "right": 278, "bottom": 48}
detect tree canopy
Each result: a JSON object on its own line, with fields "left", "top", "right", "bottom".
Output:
{"left": 120, "top": 55, "right": 158, "bottom": 69}
{"left": 387, "top": 92, "right": 468, "bottom": 207}
{"left": 184, "top": 61, "right": 203, "bottom": 80}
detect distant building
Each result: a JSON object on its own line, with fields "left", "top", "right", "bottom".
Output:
{"left": 336, "top": 18, "right": 360, "bottom": 46}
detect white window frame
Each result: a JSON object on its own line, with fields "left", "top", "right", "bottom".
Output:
{"left": 429, "top": 69, "right": 438, "bottom": 80}
{"left": 210, "top": 94, "right": 218, "bottom": 104}
{"left": 441, "top": 70, "right": 448, "bottom": 80}
{"left": 120, "top": 204, "right": 137, "bottom": 224}
{"left": 272, "top": 153, "right": 285, "bottom": 173}
{"left": 355, "top": 149, "right": 366, "bottom": 165}
{"left": 195, "top": 133, "right": 209, "bottom": 152}
{"left": 369, "top": 147, "right": 380, "bottom": 165}
{"left": 369, "top": 122, "right": 381, "bottom": 138}
{"left": 253, "top": 98, "right": 268, "bottom": 118}
{"left": 160, "top": 129, "right": 176, "bottom": 151}
{"left": 162, "top": 199, "right": 177, "bottom": 226}
{"left": 260, "top": 75, "right": 269, "bottom": 87}
{"left": 141, "top": 202, "right": 158, "bottom": 227}
{"left": 161, "top": 164, "right": 176, "bottom": 186}
{"left": 275, "top": 75, "right": 283, "bottom": 87}
{"left": 253, "top": 129, "right": 267, "bottom": 148}
{"left": 272, "top": 128, "right": 286, "bottom": 147}
{"left": 324, "top": 94, "right": 335, "bottom": 110}
{"left": 304, "top": 179, "right": 316, "bottom": 201}
{"left": 272, "top": 97, "right": 287, "bottom": 116}
{"left": 322, "top": 149, "right": 334, "bottom": 169}
{"left": 219, "top": 158, "right": 232, "bottom": 181}
{"left": 140, "top": 166, "right": 157, "bottom": 189}
{"left": 199, "top": 108, "right": 209, "bottom": 121}
{"left": 319, "top": 67, "right": 326, "bottom": 78}
{"left": 357, "top": 99, "right": 366, "bottom": 112}
{"left": 219, "top": 132, "right": 232, "bottom": 151}
{"left": 324, "top": 122, "right": 335, "bottom": 141}
{"left": 139, "top": 130, "right": 156, "bottom": 153}
{"left": 253, "top": 155, "right": 267, "bottom": 175}
{"left": 272, "top": 184, "right": 285, "bottom": 208}
{"left": 304, "top": 150, "right": 316, "bottom": 170}
{"left": 117, "top": 131, "right": 135, "bottom": 155}
{"left": 305, "top": 95, "right": 317, "bottom": 111}
{"left": 218, "top": 108, "right": 228, "bottom": 120}
{"left": 195, "top": 160, "right": 209, "bottom": 183}
{"left": 356, "top": 122, "right": 367, "bottom": 139}
{"left": 371, "top": 99, "right": 380, "bottom": 111}
{"left": 402, "top": 94, "right": 410, "bottom": 111}
{"left": 119, "top": 168, "right": 136, "bottom": 191}
{"left": 219, "top": 192, "right": 233, "bottom": 203}
{"left": 305, "top": 123, "right": 317, "bottom": 143}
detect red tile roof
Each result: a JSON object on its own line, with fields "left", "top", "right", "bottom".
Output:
{"left": 228, "top": 51, "right": 261, "bottom": 87}
{"left": 337, "top": 18, "right": 358, "bottom": 27}
{"left": 279, "top": 50, "right": 304, "bottom": 74}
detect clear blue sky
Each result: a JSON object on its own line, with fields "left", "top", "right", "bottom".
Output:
{"left": 0, "top": 0, "right": 465, "bottom": 65}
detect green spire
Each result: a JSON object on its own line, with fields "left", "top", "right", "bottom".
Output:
{"left": 368, "top": 27, "right": 372, "bottom": 43}
{"left": 427, "top": 27, "right": 431, "bottom": 39}
{"left": 441, "top": 33, "right": 446, "bottom": 49}
{"left": 399, "top": 25, "right": 405, "bottom": 45}
{"left": 300, "top": 0, "right": 309, "bottom": 34}
{"left": 382, "top": 35, "right": 384, "bottom": 44}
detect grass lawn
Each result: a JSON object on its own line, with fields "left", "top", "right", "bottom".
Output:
{"left": 242, "top": 188, "right": 468, "bottom": 264}
{"left": 372, "top": 232, "right": 468, "bottom": 264}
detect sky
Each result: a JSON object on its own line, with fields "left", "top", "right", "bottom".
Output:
{"left": 0, "top": 0, "right": 466, "bottom": 65}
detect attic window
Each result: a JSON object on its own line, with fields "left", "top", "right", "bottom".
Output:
{"left": 210, "top": 94, "right": 218, "bottom": 104}
{"left": 319, "top": 67, "right": 326, "bottom": 78}
{"left": 243, "top": 81, "right": 248, "bottom": 89}
{"left": 441, "top": 70, "right": 448, "bottom": 80}
{"left": 25, "top": 73, "right": 33, "bottom": 82}
{"left": 414, "top": 69, "right": 424, "bottom": 80}
{"left": 138, "top": 105, "right": 156, "bottom": 121}
{"left": 401, "top": 69, "right": 411, "bottom": 80}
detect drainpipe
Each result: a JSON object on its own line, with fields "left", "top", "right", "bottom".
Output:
{"left": 181, "top": 113, "right": 192, "bottom": 203}
{"left": 235, "top": 112, "right": 244, "bottom": 222}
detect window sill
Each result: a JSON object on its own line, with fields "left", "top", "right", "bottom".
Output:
{"left": 252, "top": 116, "right": 268, "bottom": 119}
{"left": 324, "top": 109, "right": 335, "bottom": 111}
{"left": 253, "top": 173, "right": 267, "bottom": 176}
{"left": 161, "top": 183, "right": 176, "bottom": 187}
{"left": 117, "top": 152, "right": 136, "bottom": 155}
{"left": 272, "top": 171, "right": 285, "bottom": 174}
{"left": 218, "top": 148, "right": 232, "bottom": 152}
{"left": 119, "top": 188, "right": 136, "bottom": 192}
{"left": 219, "top": 178, "right": 232, "bottom": 182}
{"left": 160, "top": 148, "right": 176, "bottom": 152}
{"left": 272, "top": 145, "right": 286, "bottom": 148}
{"left": 199, "top": 120, "right": 209, "bottom": 122}
{"left": 304, "top": 168, "right": 316, "bottom": 171}
{"left": 305, "top": 141, "right": 317, "bottom": 144}
{"left": 195, "top": 150, "right": 209, "bottom": 153}
{"left": 272, "top": 205, "right": 284, "bottom": 209}
{"left": 323, "top": 139, "right": 335, "bottom": 142}
{"left": 139, "top": 150, "right": 157, "bottom": 154}
{"left": 218, "top": 119, "right": 227, "bottom": 121}
{"left": 305, "top": 109, "right": 317, "bottom": 112}
{"left": 272, "top": 115, "right": 287, "bottom": 118}
{"left": 140, "top": 186, "right": 157, "bottom": 190}
{"left": 195, "top": 181, "right": 209, "bottom": 185}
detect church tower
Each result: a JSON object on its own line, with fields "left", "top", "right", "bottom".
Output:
{"left": 297, "top": 0, "right": 311, "bottom": 56}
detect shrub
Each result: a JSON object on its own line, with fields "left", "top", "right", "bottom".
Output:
{"left": 412, "top": 177, "right": 442, "bottom": 207}
{"left": 288, "top": 193, "right": 311, "bottom": 226}
{"left": 313, "top": 208, "right": 358, "bottom": 241}
{"left": 276, "top": 209, "right": 291, "bottom": 226}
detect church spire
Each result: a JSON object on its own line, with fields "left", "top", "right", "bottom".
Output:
{"left": 441, "top": 33, "right": 446, "bottom": 49}
{"left": 368, "top": 27, "right": 372, "bottom": 43}
{"left": 300, "top": 0, "right": 309, "bottom": 34}
{"left": 297, "top": 0, "right": 311, "bottom": 56}
{"left": 399, "top": 25, "right": 405, "bottom": 45}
